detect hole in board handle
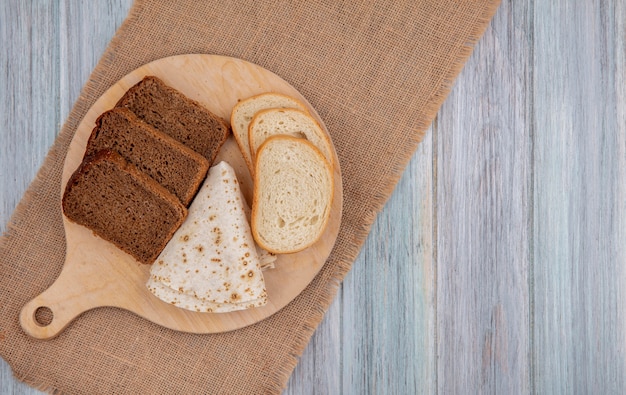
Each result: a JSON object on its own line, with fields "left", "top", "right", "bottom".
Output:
{"left": 34, "top": 306, "right": 53, "bottom": 327}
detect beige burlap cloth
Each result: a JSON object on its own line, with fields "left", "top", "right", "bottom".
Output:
{"left": 0, "top": 0, "right": 499, "bottom": 393}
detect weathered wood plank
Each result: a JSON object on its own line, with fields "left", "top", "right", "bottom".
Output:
{"left": 435, "top": 1, "right": 532, "bottom": 393}
{"left": 285, "top": 289, "right": 342, "bottom": 394}
{"left": 58, "top": 0, "right": 134, "bottom": 120}
{"left": 0, "top": 0, "right": 60, "bottom": 231}
{"left": 337, "top": 130, "right": 435, "bottom": 395}
{"left": 532, "top": 0, "right": 626, "bottom": 392}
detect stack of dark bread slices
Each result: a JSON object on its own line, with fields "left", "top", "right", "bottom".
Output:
{"left": 62, "top": 76, "right": 230, "bottom": 265}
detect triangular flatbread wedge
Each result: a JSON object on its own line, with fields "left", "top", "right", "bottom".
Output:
{"left": 147, "top": 161, "right": 267, "bottom": 313}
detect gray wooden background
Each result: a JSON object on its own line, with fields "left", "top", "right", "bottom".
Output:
{"left": 1, "top": 0, "right": 624, "bottom": 394}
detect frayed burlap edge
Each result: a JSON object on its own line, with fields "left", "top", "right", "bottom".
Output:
{"left": 256, "top": 0, "right": 503, "bottom": 392}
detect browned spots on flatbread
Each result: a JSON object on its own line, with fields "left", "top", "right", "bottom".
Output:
{"left": 146, "top": 162, "right": 269, "bottom": 313}
{"left": 212, "top": 227, "right": 223, "bottom": 246}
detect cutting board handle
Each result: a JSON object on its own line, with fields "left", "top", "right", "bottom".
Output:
{"left": 19, "top": 238, "right": 134, "bottom": 339}
{"left": 19, "top": 285, "right": 97, "bottom": 339}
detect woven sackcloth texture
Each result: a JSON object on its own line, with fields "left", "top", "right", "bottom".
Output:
{"left": 0, "top": 0, "right": 500, "bottom": 393}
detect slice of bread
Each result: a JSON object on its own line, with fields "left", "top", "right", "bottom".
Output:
{"left": 230, "top": 93, "right": 308, "bottom": 175}
{"left": 251, "top": 136, "right": 333, "bottom": 254}
{"left": 62, "top": 149, "right": 187, "bottom": 265}
{"left": 248, "top": 108, "right": 333, "bottom": 168}
{"left": 85, "top": 108, "right": 209, "bottom": 206}
{"left": 115, "top": 76, "right": 229, "bottom": 163}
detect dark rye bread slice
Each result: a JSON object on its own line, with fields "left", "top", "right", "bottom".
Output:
{"left": 115, "top": 76, "right": 230, "bottom": 163}
{"left": 62, "top": 149, "right": 187, "bottom": 265}
{"left": 85, "top": 107, "right": 209, "bottom": 206}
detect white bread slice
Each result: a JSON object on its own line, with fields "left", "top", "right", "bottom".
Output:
{"left": 248, "top": 108, "right": 334, "bottom": 169}
{"left": 251, "top": 136, "right": 333, "bottom": 254}
{"left": 231, "top": 93, "right": 308, "bottom": 176}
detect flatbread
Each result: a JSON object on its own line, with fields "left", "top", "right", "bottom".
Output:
{"left": 147, "top": 161, "right": 267, "bottom": 313}
{"left": 257, "top": 242, "right": 276, "bottom": 270}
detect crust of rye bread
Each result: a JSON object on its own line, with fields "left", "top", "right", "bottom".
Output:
{"left": 115, "top": 76, "right": 230, "bottom": 163}
{"left": 62, "top": 149, "right": 187, "bottom": 265}
{"left": 85, "top": 107, "right": 209, "bottom": 206}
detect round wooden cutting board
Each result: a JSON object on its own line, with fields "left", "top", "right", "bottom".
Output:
{"left": 20, "top": 54, "right": 342, "bottom": 339}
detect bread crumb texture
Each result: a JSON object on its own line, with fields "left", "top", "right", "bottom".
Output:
{"left": 116, "top": 76, "right": 230, "bottom": 163}
{"left": 62, "top": 150, "right": 186, "bottom": 265}
{"left": 252, "top": 136, "right": 333, "bottom": 254}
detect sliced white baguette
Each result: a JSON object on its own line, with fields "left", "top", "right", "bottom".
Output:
{"left": 231, "top": 93, "right": 308, "bottom": 176}
{"left": 251, "top": 135, "right": 333, "bottom": 254}
{"left": 248, "top": 108, "right": 334, "bottom": 168}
